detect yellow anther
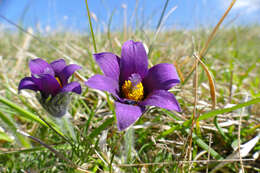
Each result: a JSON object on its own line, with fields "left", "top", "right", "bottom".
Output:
{"left": 55, "top": 77, "right": 62, "bottom": 87}
{"left": 122, "top": 80, "right": 144, "bottom": 101}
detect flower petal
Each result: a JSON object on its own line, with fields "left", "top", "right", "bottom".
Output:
{"left": 29, "top": 58, "right": 54, "bottom": 76}
{"left": 94, "top": 52, "right": 120, "bottom": 81}
{"left": 115, "top": 102, "right": 144, "bottom": 131}
{"left": 59, "top": 64, "right": 81, "bottom": 85}
{"left": 61, "top": 82, "right": 82, "bottom": 94}
{"left": 143, "top": 63, "right": 180, "bottom": 93}
{"left": 32, "top": 74, "right": 61, "bottom": 97}
{"left": 18, "top": 77, "right": 39, "bottom": 91}
{"left": 85, "top": 75, "right": 119, "bottom": 97}
{"left": 50, "top": 59, "right": 66, "bottom": 74}
{"left": 140, "top": 90, "right": 181, "bottom": 112}
{"left": 120, "top": 40, "right": 148, "bottom": 83}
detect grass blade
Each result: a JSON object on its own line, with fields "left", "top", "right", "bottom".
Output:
{"left": 0, "top": 95, "right": 65, "bottom": 139}
{"left": 0, "top": 111, "right": 31, "bottom": 147}
{"left": 0, "top": 131, "right": 13, "bottom": 143}
{"left": 185, "top": 129, "right": 223, "bottom": 160}
{"left": 0, "top": 95, "right": 47, "bottom": 127}
{"left": 194, "top": 54, "right": 216, "bottom": 109}
{"left": 183, "top": 0, "right": 237, "bottom": 85}
{"left": 198, "top": 97, "right": 260, "bottom": 121}
{"left": 85, "top": 0, "right": 97, "bottom": 53}
{"left": 214, "top": 116, "right": 229, "bottom": 142}
{"left": 89, "top": 117, "right": 114, "bottom": 139}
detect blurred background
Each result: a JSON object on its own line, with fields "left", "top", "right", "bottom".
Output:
{"left": 0, "top": 0, "right": 259, "bottom": 33}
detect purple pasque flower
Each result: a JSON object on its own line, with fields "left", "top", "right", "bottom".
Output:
{"left": 85, "top": 40, "right": 181, "bottom": 131}
{"left": 18, "top": 58, "right": 81, "bottom": 117}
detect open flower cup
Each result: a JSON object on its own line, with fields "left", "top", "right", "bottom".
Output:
{"left": 86, "top": 40, "right": 181, "bottom": 131}
{"left": 18, "top": 58, "right": 82, "bottom": 117}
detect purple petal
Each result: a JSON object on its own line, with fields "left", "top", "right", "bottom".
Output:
{"left": 61, "top": 82, "right": 82, "bottom": 94}
{"left": 29, "top": 58, "right": 54, "bottom": 76}
{"left": 115, "top": 102, "right": 144, "bottom": 131}
{"left": 50, "top": 59, "right": 66, "bottom": 74}
{"left": 120, "top": 40, "right": 148, "bottom": 83}
{"left": 140, "top": 90, "right": 181, "bottom": 112}
{"left": 58, "top": 64, "right": 81, "bottom": 85}
{"left": 143, "top": 63, "right": 180, "bottom": 93}
{"left": 32, "top": 74, "right": 61, "bottom": 97}
{"left": 85, "top": 75, "right": 119, "bottom": 97}
{"left": 18, "top": 77, "right": 39, "bottom": 91}
{"left": 94, "top": 52, "right": 120, "bottom": 81}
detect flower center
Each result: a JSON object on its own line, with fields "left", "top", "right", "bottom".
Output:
{"left": 122, "top": 74, "right": 144, "bottom": 101}
{"left": 55, "top": 77, "right": 62, "bottom": 87}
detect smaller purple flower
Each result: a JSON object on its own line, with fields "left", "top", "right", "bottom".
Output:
{"left": 18, "top": 58, "right": 81, "bottom": 117}
{"left": 85, "top": 40, "right": 181, "bottom": 131}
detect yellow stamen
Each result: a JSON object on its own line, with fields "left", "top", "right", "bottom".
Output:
{"left": 122, "top": 80, "right": 144, "bottom": 101}
{"left": 55, "top": 77, "right": 62, "bottom": 87}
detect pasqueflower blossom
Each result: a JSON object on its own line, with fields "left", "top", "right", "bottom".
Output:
{"left": 85, "top": 40, "right": 181, "bottom": 130}
{"left": 18, "top": 58, "right": 81, "bottom": 117}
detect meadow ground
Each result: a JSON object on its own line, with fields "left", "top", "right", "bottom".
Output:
{"left": 0, "top": 25, "right": 259, "bottom": 172}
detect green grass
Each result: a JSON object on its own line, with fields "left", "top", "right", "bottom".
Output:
{"left": 0, "top": 25, "right": 259, "bottom": 172}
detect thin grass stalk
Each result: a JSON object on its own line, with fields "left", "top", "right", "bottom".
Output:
{"left": 0, "top": 95, "right": 47, "bottom": 126}
{"left": 238, "top": 96, "right": 248, "bottom": 173}
{"left": 186, "top": 57, "right": 199, "bottom": 170}
{"left": 117, "top": 158, "right": 255, "bottom": 167}
{"left": 0, "top": 15, "right": 73, "bottom": 62}
{"left": 130, "top": 0, "right": 139, "bottom": 28}
{"left": 197, "top": 97, "right": 260, "bottom": 121}
{"left": 0, "top": 111, "right": 31, "bottom": 148}
{"left": 156, "top": 0, "right": 170, "bottom": 30}
{"left": 17, "top": 130, "right": 89, "bottom": 172}
{"left": 109, "top": 132, "right": 124, "bottom": 173}
{"left": 122, "top": 4, "right": 128, "bottom": 40}
{"left": 107, "top": 10, "right": 115, "bottom": 52}
{"left": 206, "top": 133, "right": 212, "bottom": 173}
{"left": 124, "top": 127, "right": 134, "bottom": 164}
{"left": 0, "top": 142, "right": 66, "bottom": 155}
{"left": 56, "top": 113, "right": 77, "bottom": 142}
{"left": 238, "top": 110, "right": 245, "bottom": 173}
{"left": 0, "top": 14, "right": 87, "bottom": 84}
{"left": 229, "top": 70, "right": 233, "bottom": 103}
{"left": 85, "top": 0, "right": 97, "bottom": 53}
{"left": 148, "top": 0, "right": 170, "bottom": 57}
{"left": 37, "top": 114, "right": 73, "bottom": 145}
{"left": 13, "top": 27, "right": 33, "bottom": 77}
{"left": 182, "top": 0, "right": 237, "bottom": 85}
